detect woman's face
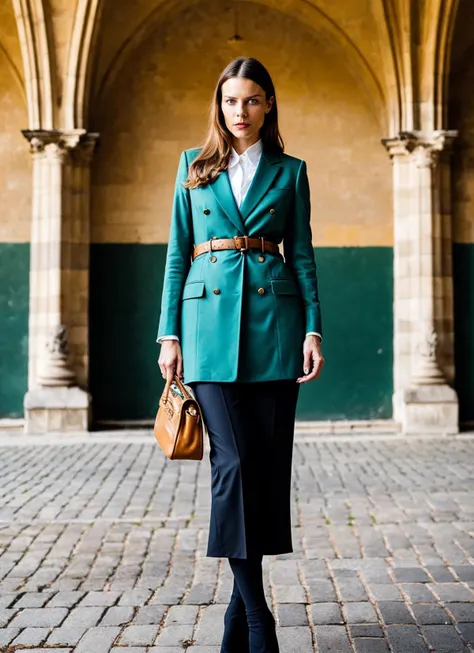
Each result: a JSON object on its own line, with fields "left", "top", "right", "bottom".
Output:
{"left": 220, "top": 77, "right": 274, "bottom": 147}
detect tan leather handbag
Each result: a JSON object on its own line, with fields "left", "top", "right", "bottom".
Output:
{"left": 153, "top": 374, "right": 204, "bottom": 460}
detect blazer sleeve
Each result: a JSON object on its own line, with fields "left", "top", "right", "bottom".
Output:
{"left": 156, "top": 150, "right": 193, "bottom": 341}
{"left": 283, "top": 159, "right": 323, "bottom": 338}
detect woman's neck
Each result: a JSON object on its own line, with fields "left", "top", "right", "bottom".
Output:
{"left": 231, "top": 135, "right": 261, "bottom": 156}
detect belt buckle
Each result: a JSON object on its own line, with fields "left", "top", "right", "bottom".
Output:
{"left": 234, "top": 235, "right": 249, "bottom": 252}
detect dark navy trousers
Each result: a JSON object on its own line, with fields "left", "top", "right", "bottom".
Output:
{"left": 189, "top": 380, "right": 300, "bottom": 559}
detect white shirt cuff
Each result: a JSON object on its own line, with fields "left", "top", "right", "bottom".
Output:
{"left": 157, "top": 335, "right": 180, "bottom": 344}
{"left": 306, "top": 332, "right": 322, "bottom": 342}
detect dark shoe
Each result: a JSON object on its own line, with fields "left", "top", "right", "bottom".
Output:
{"left": 247, "top": 607, "right": 279, "bottom": 653}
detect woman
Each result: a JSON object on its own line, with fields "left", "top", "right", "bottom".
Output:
{"left": 157, "top": 57, "right": 324, "bottom": 653}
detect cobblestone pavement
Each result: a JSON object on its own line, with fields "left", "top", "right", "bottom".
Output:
{"left": 0, "top": 432, "right": 474, "bottom": 652}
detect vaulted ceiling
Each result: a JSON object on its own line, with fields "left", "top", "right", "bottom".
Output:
{"left": 0, "top": 0, "right": 470, "bottom": 134}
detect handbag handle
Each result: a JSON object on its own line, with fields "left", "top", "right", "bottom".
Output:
{"left": 163, "top": 375, "right": 174, "bottom": 404}
{"left": 163, "top": 373, "right": 187, "bottom": 404}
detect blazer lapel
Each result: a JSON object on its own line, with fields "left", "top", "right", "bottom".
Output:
{"left": 208, "top": 146, "right": 283, "bottom": 234}
{"left": 240, "top": 148, "right": 283, "bottom": 220}
{"left": 209, "top": 169, "right": 246, "bottom": 235}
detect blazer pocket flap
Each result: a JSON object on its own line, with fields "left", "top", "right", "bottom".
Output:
{"left": 182, "top": 281, "right": 205, "bottom": 300}
{"left": 271, "top": 279, "right": 299, "bottom": 296}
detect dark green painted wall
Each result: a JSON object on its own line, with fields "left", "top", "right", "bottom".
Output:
{"left": 90, "top": 244, "right": 394, "bottom": 422}
{"left": 298, "top": 247, "right": 393, "bottom": 420}
{"left": 90, "top": 245, "right": 165, "bottom": 421}
{"left": 0, "top": 244, "right": 29, "bottom": 418}
{"left": 453, "top": 243, "right": 474, "bottom": 423}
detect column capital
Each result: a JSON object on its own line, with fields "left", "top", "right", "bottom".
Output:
{"left": 22, "top": 129, "right": 99, "bottom": 161}
{"left": 382, "top": 130, "right": 458, "bottom": 166}
{"left": 70, "top": 137, "right": 99, "bottom": 166}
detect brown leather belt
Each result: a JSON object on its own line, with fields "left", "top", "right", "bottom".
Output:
{"left": 193, "top": 236, "right": 280, "bottom": 260}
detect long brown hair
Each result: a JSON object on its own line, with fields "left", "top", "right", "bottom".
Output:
{"left": 183, "top": 57, "right": 284, "bottom": 189}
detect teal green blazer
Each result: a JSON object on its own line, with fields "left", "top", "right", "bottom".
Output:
{"left": 157, "top": 145, "right": 322, "bottom": 383}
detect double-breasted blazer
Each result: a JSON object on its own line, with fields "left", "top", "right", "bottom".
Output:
{"left": 157, "top": 145, "right": 322, "bottom": 383}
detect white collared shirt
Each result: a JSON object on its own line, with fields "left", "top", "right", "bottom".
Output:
{"left": 158, "top": 140, "right": 322, "bottom": 344}
{"left": 227, "top": 138, "right": 263, "bottom": 207}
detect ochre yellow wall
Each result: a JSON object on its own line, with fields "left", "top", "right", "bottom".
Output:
{"left": 0, "top": 55, "right": 30, "bottom": 243}
{"left": 90, "top": 0, "right": 392, "bottom": 247}
{"left": 0, "top": 0, "right": 24, "bottom": 83}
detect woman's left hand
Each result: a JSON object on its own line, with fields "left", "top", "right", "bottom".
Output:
{"left": 297, "top": 335, "right": 325, "bottom": 383}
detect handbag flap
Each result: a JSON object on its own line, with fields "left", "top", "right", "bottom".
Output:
{"left": 154, "top": 375, "right": 204, "bottom": 461}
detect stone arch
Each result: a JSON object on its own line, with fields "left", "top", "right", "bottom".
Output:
{"left": 91, "top": 0, "right": 388, "bottom": 133}
{"left": 371, "top": 0, "right": 460, "bottom": 133}
{"left": 63, "top": 0, "right": 104, "bottom": 129}
{"left": 12, "top": 0, "right": 54, "bottom": 129}
{"left": 368, "top": 0, "right": 404, "bottom": 134}
{"left": 417, "top": 0, "right": 459, "bottom": 131}
{"left": 432, "top": 0, "right": 459, "bottom": 129}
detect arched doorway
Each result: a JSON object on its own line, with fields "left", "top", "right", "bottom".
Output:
{"left": 450, "top": 0, "right": 474, "bottom": 427}
{"left": 89, "top": 0, "right": 393, "bottom": 423}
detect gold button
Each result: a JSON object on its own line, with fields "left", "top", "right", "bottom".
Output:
{"left": 258, "top": 255, "right": 266, "bottom": 262}
{"left": 204, "top": 209, "right": 211, "bottom": 215}
{"left": 257, "top": 287, "right": 265, "bottom": 295}
{"left": 213, "top": 288, "right": 221, "bottom": 295}
{"left": 269, "top": 208, "right": 276, "bottom": 214}
{"left": 210, "top": 256, "right": 217, "bottom": 263}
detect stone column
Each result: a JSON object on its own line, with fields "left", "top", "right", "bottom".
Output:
{"left": 22, "top": 129, "right": 99, "bottom": 434}
{"left": 383, "top": 131, "right": 459, "bottom": 434}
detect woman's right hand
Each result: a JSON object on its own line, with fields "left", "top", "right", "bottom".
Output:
{"left": 158, "top": 340, "right": 184, "bottom": 382}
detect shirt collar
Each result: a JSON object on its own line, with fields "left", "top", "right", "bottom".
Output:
{"left": 228, "top": 138, "right": 263, "bottom": 169}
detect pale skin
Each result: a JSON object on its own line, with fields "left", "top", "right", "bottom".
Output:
{"left": 158, "top": 76, "right": 325, "bottom": 385}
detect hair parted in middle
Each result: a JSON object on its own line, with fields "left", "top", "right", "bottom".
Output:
{"left": 183, "top": 57, "right": 284, "bottom": 190}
